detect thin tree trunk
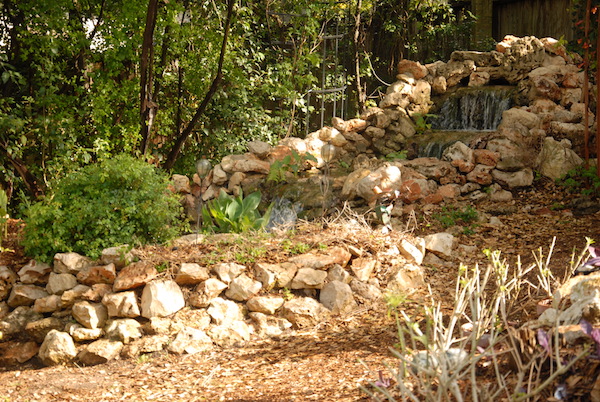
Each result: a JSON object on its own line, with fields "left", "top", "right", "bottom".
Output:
{"left": 0, "top": 147, "right": 44, "bottom": 198}
{"left": 163, "top": 0, "right": 235, "bottom": 171}
{"left": 583, "top": 0, "right": 591, "bottom": 165}
{"left": 353, "top": 0, "right": 366, "bottom": 113}
{"left": 596, "top": 11, "right": 600, "bottom": 177}
{"left": 139, "top": 0, "right": 159, "bottom": 156}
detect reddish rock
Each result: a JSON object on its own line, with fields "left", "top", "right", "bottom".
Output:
{"left": 77, "top": 263, "right": 117, "bottom": 286}
{"left": 473, "top": 149, "right": 500, "bottom": 166}
{"left": 451, "top": 159, "right": 475, "bottom": 173}
{"left": 422, "top": 192, "right": 444, "bottom": 204}
{"left": 113, "top": 262, "right": 159, "bottom": 292}
{"left": 397, "top": 60, "right": 428, "bottom": 80}
{"left": 400, "top": 180, "right": 423, "bottom": 204}
{"left": 466, "top": 165, "right": 494, "bottom": 185}
{"left": 438, "top": 184, "right": 460, "bottom": 199}
{"left": 0, "top": 341, "right": 39, "bottom": 365}
{"left": 267, "top": 145, "right": 293, "bottom": 164}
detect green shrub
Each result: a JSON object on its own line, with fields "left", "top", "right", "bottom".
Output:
{"left": 556, "top": 165, "right": 600, "bottom": 196}
{"left": 433, "top": 205, "right": 478, "bottom": 228}
{"left": 201, "top": 189, "right": 273, "bottom": 233}
{"left": 23, "top": 155, "right": 185, "bottom": 261}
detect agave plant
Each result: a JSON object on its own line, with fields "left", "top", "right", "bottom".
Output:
{"left": 201, "top": 189, "right": 273, "bottom": 233}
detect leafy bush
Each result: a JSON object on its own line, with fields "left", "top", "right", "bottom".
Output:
{"left": 22, "top": 155, "right": 185, "bottom": 261}
{"left": 267, "top": 150, "right": 317, "bottom": 184}
{"left": 556, "top": 165, "right": 600, "bottom": 196}
{"left": 201, "top": 189, "right": 273, "bottom": 233}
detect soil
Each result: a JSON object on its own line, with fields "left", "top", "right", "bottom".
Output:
{"left": 1, "top": 177, "right": 600, "bottom": 401}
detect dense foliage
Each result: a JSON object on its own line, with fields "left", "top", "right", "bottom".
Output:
{"left": 22, "top": 155, "right": 185, "bottom": 261}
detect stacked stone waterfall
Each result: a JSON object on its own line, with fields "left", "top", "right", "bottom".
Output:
{"left": 176, "top": 35, "right": 590, "bottom": 221}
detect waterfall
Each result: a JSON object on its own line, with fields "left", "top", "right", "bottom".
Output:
{"left": 431, "top": 86, "right": 514, "bottom": 131}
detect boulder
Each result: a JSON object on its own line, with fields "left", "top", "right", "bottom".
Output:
{"left": 46, "top": 272, "right": 78, "bottom": 295}
{"left": 168, "top": 327, "right": 213, "bottom": 355}
{"left": 53, "top": 252, "right": 92, "bottom": 274}
{"left": 207, "top": 297, "right": 244, "bottom": 326}
{"left": 113, "top": 261, "right": 159, "bottom": 292}
{"left": 536, "top": 137, "right": 584, "bottom": 180}
{"left": 39, "top": 330, "right": 77, "bottom": 366}
{"left": 17, "top": 260, "right": 51, "bottom": 285}
{"left": 104, "top": 318, "right": 143, "bottom": 343}
{"left": 423, "top": 233, "right": 455, "bottom": 257}
{"left": 319, "top": 280, "right": 358, "bottom": 315}
{"left": 72, "top": 301, "right": 108, "bottom": 329}
{"left": 102, "top": 291, "right": 141, "bottom": 318}
{"left": 189, "top": 278, "right": 228, "bottom": 308}
{"left": 78, "top": 339, "right": 123, "bottom": 366}
{"left": 76, "top": 263, "right": 117, "bottom": 286}
{"left": 141, "top": 280, "right": 185, "bottom": 318}
{"left": 225, "top": 274, "right": 262, "bottom": 301}
{"left": 282, "top": 297, "right": 331, "bottom": 328}
{"left": 175, "top": 263, "right": 210, "bottom": 285}
{"left": 246, "top": 296, "right": 285, "bottom": 315}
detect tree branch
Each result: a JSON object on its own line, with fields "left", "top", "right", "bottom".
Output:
{"left": 162, "top": 0, "right": 235, "bottom": 171}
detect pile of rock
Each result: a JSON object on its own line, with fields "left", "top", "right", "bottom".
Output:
{"left": 176, "top": 36, "right": 591, "bottom": 220}
{"left": 0, "top": 230, "right": 455, "bottom": 366}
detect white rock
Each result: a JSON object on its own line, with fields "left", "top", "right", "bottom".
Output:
{"left": 536, "top": 136, "right": 584, "bottom": 180}
{"left": 188, "top": 278, "right": 228, "bottom": 308}
{"left": 175, "top": 263, "right": 210, "bottom": 285}
{"left": 423, "top": 233, "right": 455, "bottom": 257}
{"left": 246, "top": 296, "right": 285, "bottom": 315}
{"left": 350, "top": 280, "right": 383, "bottom": 301}
{"left": 100, "top": 245, "right": 134, "bottom": 269}
{"left": 46, "top": 272, "right": 78, "bottom": 295}
{"left": 60, "top": 284, "right": 91, "bottom": 307}
{"left": 282, "top": 297, "right": 331, "bottom": 328}
{"left": 389, "top": 263, "right": 425, "bottom": 293}
{"left": 491, "top": 168, "right": 534, "bottom": 188}
{"left": 70, "top": 326, "right": 104, "bottom": 342}
{"left": 72, "top": 301, "right": 108, "bottom": 329}
{"left": 53, "top": 252, "right": 92, "bottom": 274}
{"left": 207, "top": 297, "right": 244, "bottom": 326}
{"left": 212, "top": 262, "right": 246, "bottom": 284}
{"left": 327, "top": 264, "right": 352, "bottom": 284}
{"left": 38, "top": 330, "right": 77, "bottom": 366}
{"left": 102, "top": 291, "right": 141, "bottom": 318}
{"left": 168, "top": 327, "right": 214, "bottom": 355}
{"left": 254, "top": 262, "right": 297, "bottom": 289}
{"left": 249, "top": 312, "right": 292, "bottom": 337}
{"left": 208, "top": 321, "right": 251, "bottom": 347}
{"left": 78, "top": 339, "right": 123, "bottom": 365}
{"left": 141, "top": 280, "right": 185, "bottom": 318}
{"left": 225, "top": 274, "right": 262, "bottom": 301}
{"left": 350, "top": 257, "right": 378, "bottom": 281}
{"left": 291, "top": 268, "right": 328, "bottom": 289}
{"left": 398, "top": 238, "right": 425, "bottom": 265}
{"left": 319, "top": 280, "right": 358, "bottom": 315}
{"left": 104, "top": 319, "right": 143, "bottom": 343}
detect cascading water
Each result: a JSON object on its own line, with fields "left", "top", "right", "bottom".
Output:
{"left": 431, "top": 86, "right": 514, "bottom": 131}
{"left": 415, "top": 86, "right": 516, "bottom": 158}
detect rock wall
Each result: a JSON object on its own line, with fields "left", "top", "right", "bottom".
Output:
{"left": 0, "top": 231, "right": 446, "bottom": 366}
{"left": 175, "top": 36, "right": 592, "bottom": 220}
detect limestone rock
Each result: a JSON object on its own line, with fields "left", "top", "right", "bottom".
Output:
{"left": 39, "top": 330, "right": 77, "bottom": 366}
{"left": 0, "top": 306, "right": 42, "bottom": 337}
{"left": 175, "top": 263, "right": 210, "bottom": 285}
{"left": 327, "top": 264, "right": 352, "bottom": 284}
{"left": 189, "top": 278, "right": 228, "bottom": 308}
{"left": 319, "top": 280, "right": 358, "bottom": 315}
{"left": 102, "top": 291, "right": 140, "bottom": 318}
{"left": 282, "top": 297, "right": 331, "bottom": 328}
{"left": 25, "top": 317, "right": 64, "bottom": 343}
{"left": 398, "top": 238, "right": 425, "bottom": 265}
{"left": 17, "top": 260, "right": 51, "bottom": 285}
{"left": 288, "top": 246, "right": 352, "bottom": 269}
{"left": 113, "top": 261, "right": 158, "bottom": 292}
{"left": 7, "top": 284, "right": 48, "bottom": 307}
{"left": 441, "top": 141, "right": 474, "bottom": 164}
{"left": 0, "top": 341, "right": 39, "bottom": 366}
{"left": 0, "top": 266, "right": 18, "bottom": 301}
{"left": 423, "top": 233, "right": 455, "bottom": 257}
{"left": 53, "top": 252, "right": 92, "bottom": 274}
{"left": 536, "top": 137, "right": 584, "bottom": 180}
{"left": 247, "top": 140, "right": 272, "bottom": 158}
{"left": 68, "top": 325, "right": 104, "bottom": 342}
{"left": 207, "top": 297, "right": 244, "bottom": 326}
{"left": 350, "top": 280, "right": 383, "bottom": 301}
{"left": 225, "top": 274, "right": 262, "bottom": 301}
{"left": 76, "top": 263, "right": 116, "bottom": 286}
{"left": 104, "top": 318, "right": 143, "bottom": 343}
{"left": 246, "top": 296, "right": 285, "bottom": 315}
{"left": 350, "top": 257, "right": 378, "bottom": 281}
{"left": 83, "top": 283, "right": 113, "bottom": 302}
{"left": 78, "top": 339, "right": 123, "bottom": 365}
{"left": 46, "top": 272, "right": 78, "bottom": 295}
{"left": 100, "top": 245, "right": 134, "bottom": 269}
{"left": 141, "top": 280, "right": 185, "bottom": 318}
{"left": 491, "top": 168, "right": 534, "bottom": 188}
{"left": 60, "top": 284, "right": 92, "bottom": 307}
{"left": 249, "top": 312, "right": 293, "bottom": 337}
{"left": 389, "top": 263, "right": 425, "bottom": 293}
{"left": 254, "top": 262, "right": 298, "bottom": 290}
{"left": 168, "top": 327, "right": 214, "bottom": 355}
{"left": 220, "top": 153, "right": 270, "bottom": 174}
{"left": 291, "top": 268, "right": 328, "bottom": 290}
{"left": 72, "top": 301, "right": 108, "bottom": 329}
{"left": 208, "top": 321, "right": 252, "bottom": 347}
{"left": 212, "top": 262, "right": 246, "bottom": 284}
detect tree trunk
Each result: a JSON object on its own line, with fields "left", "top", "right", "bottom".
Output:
{"left": 162, "top": 0, "right": 235, "bottom": 171}
{"left": 0, "top": 147, "right": 44, "bottom": 198}
{"left": 139, "top": 0, "right": 159, "bottom": 156}
{"left": 583, "top": 0, "right": 591, "bottom": 164}
{"left": 353, "top": 0, "right": 366, "bottom": 113}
